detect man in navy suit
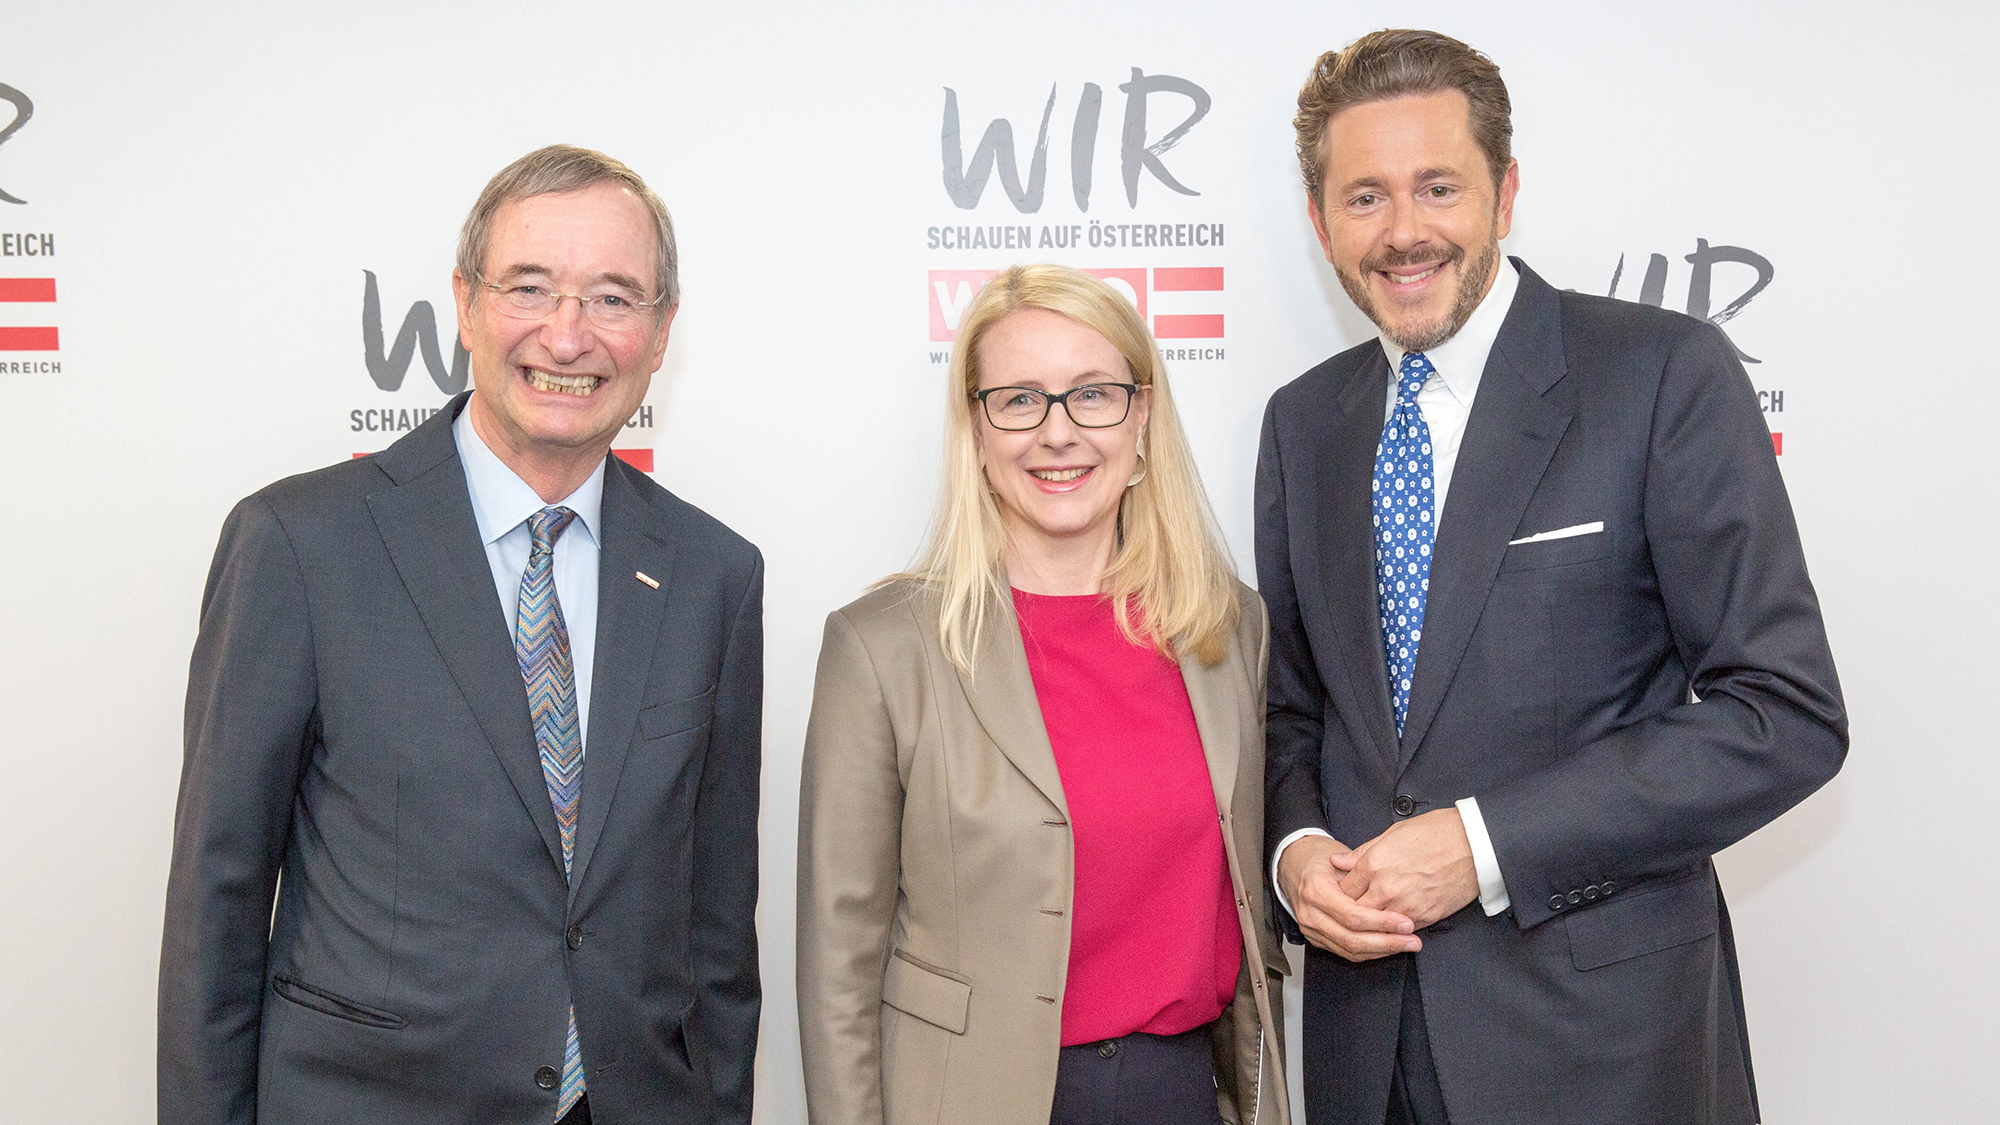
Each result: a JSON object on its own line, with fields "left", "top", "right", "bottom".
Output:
{"left": 1258, "top": 30, "right": 1846, "bottom": 1125}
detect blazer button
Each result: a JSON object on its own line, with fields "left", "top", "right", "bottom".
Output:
{"left": 566, "top": 924, "right": 584, "bottom": 950}
{"left": 1393, "top": 794, "right": 1416, "bottom": 817}
{"left": 534, "top": 1065, "right": 559, "bottom": 1090}
{"left": 1547, "top": 894, "right": 1566, "bottom": 912}
{"left": 1600, "top": 880, "right": 1617, "bottom": 895}
{"left": 1567, "top": 890, "right": 1584, "bottom": 906}
{"left": 1098, "top": 1039, "right": 1120, "bottom": 1058}
{"left": 1583, "top": 885, "right": 1600, "bottom": 902}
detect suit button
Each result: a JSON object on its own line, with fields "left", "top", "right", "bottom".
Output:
{"left": 1393, "top": 794, "right": 1416, "bottom": 817}
{"left": 566, "top": 924, "right": 584, "bottom": 950}
{"left": 1548, "top": 895, "right": 1566, "bottom": 912}
{"left": 1583, "top": 885, "right": 1600, "bottom": 902}
{"left": 1098, "top": 1039, "right": 1119, "bottom": 1058}
{"left": 534, "top": 1066, "right": 559, "bottom": 1090}
{"left": 1601, "top": 880, "right": 1617, "bottom": 895}
{"left": 1567, "top": 890, "right": 1583, "bottom": 906}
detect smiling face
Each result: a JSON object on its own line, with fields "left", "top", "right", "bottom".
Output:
{"left": 973, "top": 307, "right": 1150, "bottom": 560}
{"left": 1308, "top": 89, "right": 1519, "bottom": 352}
{"left": 453, "top": 181, "right": 672, "bottom": 488}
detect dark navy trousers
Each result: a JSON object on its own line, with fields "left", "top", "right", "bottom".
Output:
{"left": 1049, "top": 1024, "right": 1225, "bottom": 1125}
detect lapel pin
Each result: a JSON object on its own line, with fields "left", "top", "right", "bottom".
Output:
{"left": 635, "top": 570, "right": 659, "bottom": 589}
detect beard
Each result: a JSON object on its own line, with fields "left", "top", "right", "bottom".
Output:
{"left": 1335, "top": 233, "right": 1500, "bottom": 353}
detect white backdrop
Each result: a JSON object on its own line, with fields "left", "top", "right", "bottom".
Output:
{"left": 4, "top": 2, "right": 1996, "bottom": 1121}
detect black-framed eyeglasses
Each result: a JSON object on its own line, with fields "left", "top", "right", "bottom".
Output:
{"left": 477, "top": 272, "right": 669, "bottom": 331}
{"left": 973, "top": 382, "right": 1140, "bottom": 431}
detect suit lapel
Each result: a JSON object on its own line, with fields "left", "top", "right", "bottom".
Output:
{"left": 1178, "top": 643, "right": 1242, "bottom": 819}
{"left": 955, "top": 587, "right": 1069, "bottom": 819}
{"left": 1398, "top": 264, "right": 1573, "bottom": 770}
{"left": 1316, "top": 356, "right": 1403, "bottom": 775}
{"left": 367, "top": 398, "right": 565, "bottom": 875}
{"left": 567, "top": 461, "right": 674, "bottom": 898}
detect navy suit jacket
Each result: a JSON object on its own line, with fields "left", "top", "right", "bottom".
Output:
{"left": 1257, "top": 261, "right": 1845, "bottom": 1125}
{"left": 160, "top": 395, "right": 763, "bottom": 1125}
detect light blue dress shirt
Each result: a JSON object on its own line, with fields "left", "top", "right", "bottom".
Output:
{"left": 453, "top": 404, "right": 606, "bottom": 750}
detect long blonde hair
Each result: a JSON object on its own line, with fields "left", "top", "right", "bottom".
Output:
{"left": 892, "top": 264, "right": 1239, "bottom": 673}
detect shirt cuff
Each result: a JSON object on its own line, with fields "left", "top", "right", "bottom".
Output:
{"left": 1455, "top": 796, "right": 1510, "bottom": 916}
{"left": 1271, "top": 827, "right": 1336, "bottom": 921}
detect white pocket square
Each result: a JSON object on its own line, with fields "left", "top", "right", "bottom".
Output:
{"left": 1508, "top": 521, "right": 1604, "bottom": 546}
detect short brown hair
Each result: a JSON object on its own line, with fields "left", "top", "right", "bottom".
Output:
{"left": 1294, "top": 29, "right": 1513, "bottom": 205}
{"left": 456, "top": 144, "right": 680, "bottom": 314}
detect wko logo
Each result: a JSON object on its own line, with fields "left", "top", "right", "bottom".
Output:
{"left": 929, "top": 266, "right": 1222, "bottom": 348}
{"left": 942, "top": 70, "right": 1210, "bottom": 213}
{"left": 1608, "top": 239, "right": 1783, "bottom": 454}
{"left": 358, "top": 271, "right": 657, "bottom": 469}
{"left": 0, "top": 277, "right": 55, "bottom": 353}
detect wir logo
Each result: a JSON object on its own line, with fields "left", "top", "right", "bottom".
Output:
{"left": 941, "top": 70, "right": 1210, "bottom": 213}
{"left": 362, "top": 271, "right": 468, "bottom": 394}
{"left": 0, "top": 83, "right": 31, "bottom": 206}
{"left": 1608, "top": 239, "right": 1772, "bottom": 363}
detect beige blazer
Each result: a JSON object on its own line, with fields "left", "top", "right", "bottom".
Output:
{"left": 797, "top": 578, "right": 1291, "bottom": 1125}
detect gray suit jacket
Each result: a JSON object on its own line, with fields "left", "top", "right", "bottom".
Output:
{"left": 1256, "top": 261, "right": 1846, "bottom": 1125}
{"left": 160, "top": 395, "right": 763, "bottom": 1125}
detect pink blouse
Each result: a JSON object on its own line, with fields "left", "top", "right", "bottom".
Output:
{"left": 1013, "top": 589, "right": 1240, "bottom": 1046}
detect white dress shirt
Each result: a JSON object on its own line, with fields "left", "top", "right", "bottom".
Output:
{"left": 453, "top": 404, "right": 606, "bottom": 750}
{"left": 1274, "top": 259, "right": 1521, "bottom": 921}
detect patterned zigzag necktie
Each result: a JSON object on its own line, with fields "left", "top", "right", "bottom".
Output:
{"left": 515, "top": 506, "right": 586, "bottom": 1121}
{"left": 1373, "top": 351, "right": 1438, "bottom": 735}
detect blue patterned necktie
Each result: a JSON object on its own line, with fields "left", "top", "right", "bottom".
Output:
{"left": 1373, "top": 352, "right": 1438, "bottom": 735}
{"left": 515, "top": 506, "right": 586, "bottom": 1120}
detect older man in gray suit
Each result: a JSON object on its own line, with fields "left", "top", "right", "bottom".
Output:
{"left": 160, "top": 146, "right": 762, "bottom": 1125}
{"left": 1258, "top": 31, "right": 1847, "bottom": 1125}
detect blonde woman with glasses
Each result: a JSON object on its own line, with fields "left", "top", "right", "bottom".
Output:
{"left": 798, "top": 265, "right": 1291, "bottom": 1125}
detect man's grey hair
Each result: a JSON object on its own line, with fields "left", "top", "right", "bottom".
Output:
{"left": 456, "top": 144, "right": 680, "bottom": 315}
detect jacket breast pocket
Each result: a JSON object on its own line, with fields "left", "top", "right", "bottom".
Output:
{"left": 1499, "top": 526, "right": 1614, "bottom": 573}
{"left": 882, "top": 949, "right": 972, "bottom": 1034}
{"left": 639, "top": 688, "right": 715, "bottom": 742}
{"left": 1564, "top": 867, "right": 1719, "bottom": 971}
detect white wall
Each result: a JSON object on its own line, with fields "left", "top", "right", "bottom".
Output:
{"left": 2, "top": 2, "right": 1994, "bottom": 1120}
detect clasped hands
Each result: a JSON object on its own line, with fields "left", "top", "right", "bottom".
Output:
{"left": 1276, "top": 809, "right": 1480, "bottom": 961}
